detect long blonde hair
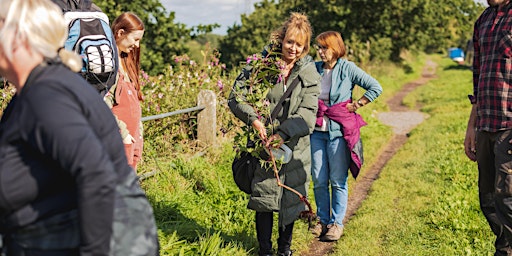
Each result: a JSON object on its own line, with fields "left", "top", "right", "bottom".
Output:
{"left": 0, "top": 0, "right": 81, "bottom": 71}
{"left": 270, "top": 12, "right": 313, "bottom": 60}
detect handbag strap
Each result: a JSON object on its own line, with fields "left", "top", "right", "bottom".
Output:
{"left": 265, "top": 76, "right": 301, "bottom": 125}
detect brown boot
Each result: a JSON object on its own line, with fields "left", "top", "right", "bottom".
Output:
{"left": 310, "top": 222, "right": 327, "bottom": 237}
{"left": 322, "top": 223, "right": 343, "bottom": 241}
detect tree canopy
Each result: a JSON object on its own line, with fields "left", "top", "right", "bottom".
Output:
{"left": 219, "top": 0, "right": 486, "bottom": 66}
{"left": 92, "top": 0, "right": 486, "bottom": 74}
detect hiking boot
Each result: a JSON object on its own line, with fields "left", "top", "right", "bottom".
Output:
{"left": 310, "top": 222, "right": 327, "bottom": 237}
{"left": 322, "top": 223, "right": 343, "bottom": 241}
{"left": 277, "top": 250, "right": 292, "bottom": 256}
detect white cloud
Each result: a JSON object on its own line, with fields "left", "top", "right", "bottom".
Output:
{"left": 161, "top": 0, "right": 258, "bottom": 35}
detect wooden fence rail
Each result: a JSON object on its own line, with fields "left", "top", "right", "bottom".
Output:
{"left": 141, "top": 89, "right": 217, "bottom": 145}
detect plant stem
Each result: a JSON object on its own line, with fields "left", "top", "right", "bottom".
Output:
{"left": 265, "top": 142, "right": 314, "bottom": 216}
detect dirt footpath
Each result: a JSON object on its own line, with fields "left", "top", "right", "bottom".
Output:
{"left": 301, "top": 60, "right": 438, "bottom": 256}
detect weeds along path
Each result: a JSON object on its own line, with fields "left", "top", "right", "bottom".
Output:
{"left": 301, "top": 60, "right": 438, "bottom": 256}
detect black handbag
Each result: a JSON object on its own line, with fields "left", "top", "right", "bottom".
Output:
{"left": 231, "top": 77, "right": 300, "bottom": 194}
{"left": 232, "top": 151, "right": 259, "bottom": 194}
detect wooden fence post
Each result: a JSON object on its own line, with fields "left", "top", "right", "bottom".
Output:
{"left": 197, "top": 89, "right": 216, "bottom": 145}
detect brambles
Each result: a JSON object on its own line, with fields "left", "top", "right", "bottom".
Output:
{"left": 231, "top": 44, "right": 315, "bottom": 216}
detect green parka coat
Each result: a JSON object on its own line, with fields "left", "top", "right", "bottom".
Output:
{"left": 228, "top": 54, "right": 321, "bottom": 227}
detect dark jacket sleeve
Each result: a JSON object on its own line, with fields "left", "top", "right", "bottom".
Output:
{"left": 20, "top": 80, "right": 116, "bottom": 256}
{"left": 228, "top": 65, "right": 260, "bottom": 125}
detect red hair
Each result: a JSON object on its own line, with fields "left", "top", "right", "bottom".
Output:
{"left": 111, "top": 12, "right": 145, "bottom": 101}
{"left": 316, "top": 31, "right": 346, "bottom": 59}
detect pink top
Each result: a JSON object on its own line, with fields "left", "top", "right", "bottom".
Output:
{"left": 111, "top": 72, "right": 143, "bottom": 169}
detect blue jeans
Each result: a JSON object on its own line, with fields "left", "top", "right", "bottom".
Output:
{"left": 311, "top": 130, "right": 350, "bottom": 226}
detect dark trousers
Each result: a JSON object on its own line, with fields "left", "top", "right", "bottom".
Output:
{"left": 1, "top": 210, "right": 80, "bottom": 256}
{"left": 2, "top": 238, "right": 79, "bottom": 256}
{"left": 477, "top": 130, "right": 512, "bottom": 256}
{"left": 256, "top": 212, "right": 294, "bottom": 255}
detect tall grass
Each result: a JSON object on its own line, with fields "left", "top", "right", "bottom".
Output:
{"left": 139, "top": 52, "right": 432, "bottom": 255}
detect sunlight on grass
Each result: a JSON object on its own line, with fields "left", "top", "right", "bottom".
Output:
{"left": 332, "top": 56, "right": 494, "bottom": 256}
{"left": 134, "top": 53, "right": 494, "bottom": 255}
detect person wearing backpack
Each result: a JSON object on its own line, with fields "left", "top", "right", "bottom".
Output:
{"left": 104, "top": 12, "right": 145, "bottom": 170}
{"left": 53, "top": 0, "right": 119, "bottom": 95}
{"left": 51, "top": 0, "right": 102, "bottom": 12}
{"left": 0, "top": 0, "right": 158, "bottom": 255}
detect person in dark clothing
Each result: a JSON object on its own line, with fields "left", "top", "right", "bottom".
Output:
{"left": 0, "top": 0, "right": 158, "bottom": 255}
{"left": 464, "top": 0, "right": 512, "bottom": 255}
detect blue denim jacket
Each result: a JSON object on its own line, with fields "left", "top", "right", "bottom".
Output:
{"left": 315, "top": 58, "right": 382, "bottom": 139}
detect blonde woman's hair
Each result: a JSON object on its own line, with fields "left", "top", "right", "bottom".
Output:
{"left": 270, "top": 12, "right": 313, "bottom": 60}
{"left": 0, "top": 0, "right": 81, "bottom": 72}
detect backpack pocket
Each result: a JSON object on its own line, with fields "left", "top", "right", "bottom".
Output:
{"left": 79, "top": 37, "right": 115, "bottom": 73}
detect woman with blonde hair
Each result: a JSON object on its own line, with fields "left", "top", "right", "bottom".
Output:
{"left": 0, "top": 0, "right": 158, "bottom": 254}
{"left": 229, "top": 12, "right": 321, "bottom": 256}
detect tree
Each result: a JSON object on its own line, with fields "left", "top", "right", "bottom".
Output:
{"left": 219, "top": 0, "right": 293, "bottom": 69}
{"left": 220, "top": 0, "right": 485, "bottom": 64}
{"left": 310, "top": 0, "right": 484, "bottom": 60}
{"left": 94, "top": 0, "right": 192, "bottom": 75}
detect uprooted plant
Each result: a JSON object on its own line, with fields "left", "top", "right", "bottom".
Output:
{"left": 232, "top": 45, "right": 316, "bottom": 225}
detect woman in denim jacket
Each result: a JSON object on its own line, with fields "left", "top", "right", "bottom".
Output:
{"left": 310, "top": 31, "right": 383, "bottom": 241}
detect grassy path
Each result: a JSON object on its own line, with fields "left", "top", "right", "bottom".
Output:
{"left": 138, "top": 54, "right": 493, "bottom": 255}
{"left": 327, "top": 56, "right": 493, "bottom": 255}
{"left": 302, "top": 58, "right": 438, "bottom": 256}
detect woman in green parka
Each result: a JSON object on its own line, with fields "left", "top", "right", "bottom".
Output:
{"left": 228, "top": 12, "right": 321, "bottom": 256}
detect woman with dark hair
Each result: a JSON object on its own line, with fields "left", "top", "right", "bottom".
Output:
{"left": 105, "top": 12, "right": 145, "bottom": 170}
{"left": 310, "top": 31, "right": 382, "bottom": 241}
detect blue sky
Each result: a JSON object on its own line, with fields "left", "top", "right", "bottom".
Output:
{"left": 161, "top": 0, "right": 260, "bottom": 35}
{"left": 162, "top": 0, "right": 488, "bottom": 35}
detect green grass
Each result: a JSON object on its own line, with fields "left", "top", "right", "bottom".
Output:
{"left": 136, "top": 53, "right": 494, "bottom": 255}
{"left": 331, "top": 56, "right": 493, "bottom": 255}
{"left": 0, "top": 40, "right": 489, "bottom": 254}
{"left": 137, "top": 53, "right": 447, "bottom": 255}
{"left": 347, "top": 53, "right": 428, "bottom": 200}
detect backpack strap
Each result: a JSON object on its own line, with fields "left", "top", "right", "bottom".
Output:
{"left": 51, "top": 0, "right": 93, "bottom": 11}
{"left": 265, "top": 76, "right": 301, "bottom": 126}
{"left": 79, "top": 0, "right": 93, "bottom": 11}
